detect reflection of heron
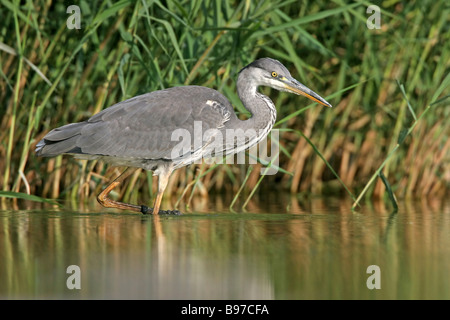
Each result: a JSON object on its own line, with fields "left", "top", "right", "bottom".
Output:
{"left": 36, "top": 58, "right": 332, "bottom": 214}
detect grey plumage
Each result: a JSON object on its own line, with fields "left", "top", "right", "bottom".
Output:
{"left": 36, "top": 86, "right": 232, "bottom": 162}
{"left": 36, "top": 58, "right": 332, "bottom": 214}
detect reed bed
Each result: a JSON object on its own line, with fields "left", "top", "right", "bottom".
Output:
{"left": 0, "top": 0, "right": 448, "bottom": 210}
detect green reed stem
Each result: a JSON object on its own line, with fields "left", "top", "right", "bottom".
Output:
{"left": 3, "top": 6, "right": 24, "bottom": 192}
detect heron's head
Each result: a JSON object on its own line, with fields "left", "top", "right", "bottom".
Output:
{"left": 239, "top": 58, "right": 332, "bottom": 108}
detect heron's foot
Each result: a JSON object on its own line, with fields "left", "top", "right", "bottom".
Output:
{"left": 161, "top": 209, "right": 182, "bottom": 215}
{"left": 140, "top": 205, "right": 182, "bottom": 215}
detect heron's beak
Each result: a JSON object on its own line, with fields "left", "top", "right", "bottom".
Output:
{"left": 282, "top": 77, "right": 332, "bottom": 108}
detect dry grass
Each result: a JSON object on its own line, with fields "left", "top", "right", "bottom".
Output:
{"left": 0, "top": 1, "right": 448, "bottom": 210}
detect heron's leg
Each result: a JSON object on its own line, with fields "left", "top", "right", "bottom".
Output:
{"left": 151, "top": 168, "right": 172, "bottom": 215}
{"left": 97, "top": 167, "right": 142, "bottom": 212}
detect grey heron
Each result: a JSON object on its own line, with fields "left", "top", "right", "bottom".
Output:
{"left": 36, "top": 58, "right": 332, "bottom": 214}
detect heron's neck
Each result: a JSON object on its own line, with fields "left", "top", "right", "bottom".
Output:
{"left": 236, "top": 75, "right": 277, "bottom": 134}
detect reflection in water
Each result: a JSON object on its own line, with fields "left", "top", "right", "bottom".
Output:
{"left": 0, "top": 196, "right": 449, "bottom": 299}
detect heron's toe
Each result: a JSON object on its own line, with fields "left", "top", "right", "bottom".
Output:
{"left": 160, "top": 209, "right": 182, "bottom": 215}
{"left": 141, "top": 206, "right": 182, "bottom": 215}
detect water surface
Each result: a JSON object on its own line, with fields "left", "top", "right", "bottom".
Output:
{"left": 1, "top": 196, "right": 449, "bottom": 299}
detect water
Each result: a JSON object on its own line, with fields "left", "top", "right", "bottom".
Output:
{"left": 1, "top": 196, "right": 449, "bottom": 299}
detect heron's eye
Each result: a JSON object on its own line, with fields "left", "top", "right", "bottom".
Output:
{"left": 271, "top": 72, "right": 278, "bottom": 78}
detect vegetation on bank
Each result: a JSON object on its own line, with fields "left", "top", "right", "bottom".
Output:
{"left": 0, "top": 1, "right": 448, "bottom": 210}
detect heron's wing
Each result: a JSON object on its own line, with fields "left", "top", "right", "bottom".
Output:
{"left": 37, "top": 86, "right": 234, "bottom": 160}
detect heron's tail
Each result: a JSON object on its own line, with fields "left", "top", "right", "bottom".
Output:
{"left": 36, "top": 122, "right": 86, "bottom": 157}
